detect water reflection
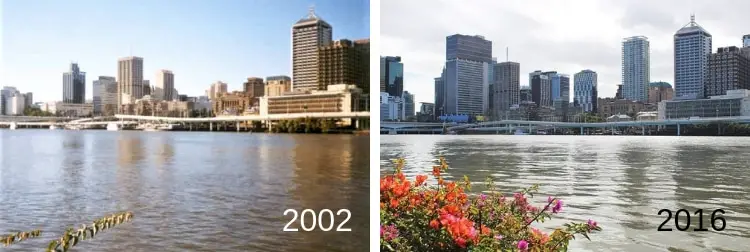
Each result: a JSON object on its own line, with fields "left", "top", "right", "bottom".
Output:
{"left": 381, "top": 135, "right": 750, "bottom": 252}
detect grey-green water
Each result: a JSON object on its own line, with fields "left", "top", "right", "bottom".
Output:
{"left": 1, "top": 130, "right": 369, "bottom": 252}
{"left": 381, "top": 135, "right": 750, "bottom": 252}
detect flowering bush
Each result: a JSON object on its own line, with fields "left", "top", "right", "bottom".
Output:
{"left": 380, "top": 158, "right": 601, "bottom": 251}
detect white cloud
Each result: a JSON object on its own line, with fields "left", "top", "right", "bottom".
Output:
{"left": 381, "top": 0, "right": 749, "bottom": 106}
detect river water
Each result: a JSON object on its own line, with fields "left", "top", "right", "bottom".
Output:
{"left": 381, "top": 135, "right": 750, "bottom": 252}
{"left": 0, "top": 130, "right": 369, "bottom": 252}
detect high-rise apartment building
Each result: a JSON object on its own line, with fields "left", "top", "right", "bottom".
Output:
{"left": 622, "top": 36, "right": 650, "bottom": 102}
{"left": 574, "top": 70, "right": 598, "bottom": 113}
{"left": 381, "top": 56, "right": 403, "bottom": 97}
{"left": 292, "top": 7, "right": 332, "bottom": 91}
{"left": 243, "top": 77, "right": 265, "bottom": 98}
{"left": 63, "top": 63, "right": 86, "bottom": 104}
{"left": 319, "top": 39, "right": 370, "bottom": 92}
{"left": 265, "top": 75, "right": 292, "bottom": 97}
{"left": 704, "top": 46, "right": 750, "bottom": 97}
{"left": 93, "top": 76, "right": 117, "bottom": 116}
{"left": 491, "top": 61, "right": 520, "bottom": 118}
{"left": 444, "top": 34, "right": 492, "bottom": 115}
{"left": 155, "top": 70, "right": 174, "bottom": 101}
{"left": 530, "top": 71, "right": 551, "bottom": 107}
{"left": 674, "top": 15, "right": 712, "bottom": 99}
{"left": 117, "top": 56, "right": 144, "bottom": 108}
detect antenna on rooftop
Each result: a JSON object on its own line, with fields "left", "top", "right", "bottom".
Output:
{"left": 690, "top": 13, "right": 696, "bottom": 25}
{"left": 506, "top": 47, "right": 509, "bottom": 62}
{"left": 308, "top": 4, "right": 317, "bottom": 18}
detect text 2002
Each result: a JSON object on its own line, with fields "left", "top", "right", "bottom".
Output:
{"left": 658, "top": 209, "right": 725, "bottom": 232}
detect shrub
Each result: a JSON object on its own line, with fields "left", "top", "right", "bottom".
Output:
{"left": 380, "top": 158, "right": 601, "bottom": 251}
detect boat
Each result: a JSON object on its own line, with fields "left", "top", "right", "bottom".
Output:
{"left": 49, "top": 125, "right": 60, "bottom": 130}
{"left": 9, "top": 122, "right": 17, "bottom": 130}
{"left": 106, "top": 122, "right": 121, "bottom": 131}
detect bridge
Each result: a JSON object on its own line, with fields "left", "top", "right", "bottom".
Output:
{"left": 382, "top": 116, "right": 750, "bottom": 136}
{"left": 0, "top": 115, "right": 77, "bottom": 122}
{"left": 114, "top": 111, "right": 370, "bottom": 122}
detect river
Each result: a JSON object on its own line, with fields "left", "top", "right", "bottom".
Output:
{"left": 0, "top": 130, "right": 369, "bottom": 252}
{"left": 381, "top": 135, "right": 750, "bottom": 252}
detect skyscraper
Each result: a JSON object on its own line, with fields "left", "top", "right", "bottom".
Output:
{"left": 402, "top": 91, "right": 415, "bottom": 118}
{"left": 704, "top": 46, "right": 750, "bottom": 97}
{"left": 492, "top": 61, "right": 520, "bottom": 118}
{"left": 63, "top": 63, "right": 86, "bottom": 104}
{"left": 444, "top": 34, "right": 492, "bottom": 115}
{"left": 545, "top": 71, "right": 570, "bottom": 119}
{"left": 381, "top": 56, "right": 403, "bottom": 97}
{"left": 292, "top": 7, "right": 332, "bottom": 91}
{"left": 574, "top": 70, "right": 598, "bottom": 113}
{"left": 142, "top": 80, "right": 151, "bottom": 96}
{"left": 434, "top": 68, "right": 446, "bottom": 117}
{"left": 743, "top": 34, "right": 750, "bottom": 48}
{"left": 622, "top": 36, "right": 650, "bottom": 102}
{"left": 93, "top": 76, "right": 117, "bottom": 115}
{"left": 319, "top": 39, "right": 370, "bottom": 92}
{"left": 530, "top": 71, "right": 551, "bottom": 107}
{"left": 674, "top": 15, "right": 712, "bottom": 99}
{"left": 155, "top": 70, "right": 174, "bottom": 101}
{"left": 117, "top": 56, "right": 144, "bottom": 108}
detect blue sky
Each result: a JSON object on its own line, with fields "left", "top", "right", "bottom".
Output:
{"left": 1, "top": 0, "right": 370, "bottom": 102}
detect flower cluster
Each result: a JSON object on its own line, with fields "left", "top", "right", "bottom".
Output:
{"left": 380, "top": 157, "right": 602, "bottom": 251}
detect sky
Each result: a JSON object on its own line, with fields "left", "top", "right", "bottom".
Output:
{"left": 1, "top": 0, "right": 370, "bottom": 103}
{"left": 381, "top": 0, "right": 749, "bottom": 107}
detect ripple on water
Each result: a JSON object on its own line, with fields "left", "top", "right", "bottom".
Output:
{"left": 381, "top": 135, "right": 750, "bottom": 252}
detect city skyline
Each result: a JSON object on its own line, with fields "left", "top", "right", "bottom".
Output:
{"left": 381, "top": 0, "right": 749, "bottom": 105}
{"left": 1, "top": 0, "right": 370, "bottom": 103}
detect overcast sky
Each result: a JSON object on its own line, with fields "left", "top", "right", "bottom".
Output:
{"left": 381, "top": 0, "right": 749, "bottom": 107}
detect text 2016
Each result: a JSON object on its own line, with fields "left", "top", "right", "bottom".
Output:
{"left": 283, "top": 209, "right": 351, "bottom": 232}
{"left": 657, "top": 209, "right": 725, "bottom": 232}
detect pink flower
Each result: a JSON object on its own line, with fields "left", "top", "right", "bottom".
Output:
{"left": 587, "top": 219, "right": 598, "bottom": 230}
{"left": 552, "top": 199, "right": 563, "bottom": 213}
{"left": 517, "top": 240, "right": 529, "bottom": 251}
{"left": 494, "top": 234, "right": 503, "bottom": 240}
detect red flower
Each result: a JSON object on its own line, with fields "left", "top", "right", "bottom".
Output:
{"left": 429, "top": 219, "right": 440, "bottom": 229}
{"left": 432, "top": 166, "right": 441, "bottom": 177}
{"left": 415, "top": 175, "right": 428, "bottom": 186}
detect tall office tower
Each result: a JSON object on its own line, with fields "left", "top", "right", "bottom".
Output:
{"left": 243, "top": 77, "right": 265, "bottom": 98}
{"left": 292, "top": 7, "right": 332, "bottom": 91}
{"left": 434, "top": 68, "right": 446, "bottom": 116}
{"left": 93, "top": 76, "right": 117, "bottom": 115}
{"left": 155, "top": 70, "right": 174, "bottom": 101}
{"left": 381, "top": 56, "right": 403, "bottom": 97}
{"left": 143, "top": 80, "right": 151, "bottom": 96}
{"left": 444, "top": 34, "right": 492, "bottom": 115}
{"left": 265, "top": 75, "right": 292, "bottom": 97}
{"left": 574, "top": 69, "right": 598, "bottom": 113}
{"left": 744, "top": 35, "right": 750, "bottom": 48}
{"left": 544, "top": 71, "right": 570, "bottom": 118}
{"left": 492, "top": 61, "right": 520, "bottom": 118}
{"left": 622, "top": 36, "right": 651, "bottom": 102}
{"left": 704, "top": 46, "right": 750, "bottom": 97}
{"left": 487, "top": 57, "right": 496, "bottom": 115}
{"left": 63, "top": 63, "right": 86, "bottom": 104}
{"left": 530, "top": 71, "right": 551, "bottom": 107}
{"left": 206, "top": 81, "right": 228, "bottom": 100}
{"left": 674, "top": 15, "right": 712, "bottom": 99}
{"left": 319, "top": 39, "right": 370, "bottom": 92}
{"left": 117, "top": 56, "right": 144, "bottom": 108}
{"left": 402, "top": 91, "right": 415, "bottom": 118}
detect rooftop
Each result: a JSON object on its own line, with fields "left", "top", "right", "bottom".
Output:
{"left": 294, "top": 6, "right": 331, "bottom": 27}
{"left": 675, "top": 14, "right": 711, "bottom": 36}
